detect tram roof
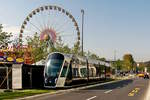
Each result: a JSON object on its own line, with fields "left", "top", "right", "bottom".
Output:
{"left": 35, "top": 52, "right": 112, "bottom": 67}
{"left": 62, "top": 53, "right": 112, "bottom": 67}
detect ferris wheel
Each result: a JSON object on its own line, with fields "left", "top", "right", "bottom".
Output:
{"left": 19, "top": 5, "right": 80, "bottom": 49}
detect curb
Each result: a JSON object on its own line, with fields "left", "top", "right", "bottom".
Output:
{"left": 18, "top": 78, "right": 130, "bottom": 100}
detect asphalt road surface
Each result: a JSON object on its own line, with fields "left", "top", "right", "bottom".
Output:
{"left": 27, "top": 78, "right": 149, "bottom": 100}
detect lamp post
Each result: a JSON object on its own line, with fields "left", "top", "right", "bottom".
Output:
{"left": 114, "top": 50, "right": 116, "bottom": 61}
{"left": 81, "top": 9, "right": 84, "bottom": 56}
{"left": 86, "top": 52, "right": 89, "bottom": 85}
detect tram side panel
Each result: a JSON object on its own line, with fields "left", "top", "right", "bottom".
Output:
{"left": 56, "top": 62, "right": 112, "bottom": 87}
{"left": 43, "top": 52, "right": 113, "bottom": 88}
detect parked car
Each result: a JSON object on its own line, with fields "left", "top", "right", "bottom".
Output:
{"left": 137, "top": 73, "right": 145, "bottom": 78}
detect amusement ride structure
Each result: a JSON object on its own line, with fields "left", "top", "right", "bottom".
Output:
{"left": 19, "top": 5, "right": 80, "bottom": 48}
{"left": 0, "top": 5, "right": 80, "bottom": 64}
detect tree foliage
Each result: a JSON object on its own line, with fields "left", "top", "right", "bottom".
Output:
{"left": 137, "top": 63, "right": 145, "bottom": 72}
{"left": 72, "top": 42, "right": 80, "bottom": 54}
{"left": 123, "top": 54, "right": 135, "bottom": 70}
{"left": 27, "top": 33, "right": 48, "bottom": 62}
{"left": 114, "top": 59, "right": 123, "bottom": 70}
{"left": 55, "top": 44, "right": 71, "bottom": 54}
{"left": 0, "top": 24, "right": 12, "bottom": 48}
{"left": 26, "top": 33, "right": 107, "bottom": 62}
{"left": 26, "top": 33, "right": 74, "bottom": 62}
{"left": 98, "top": 57, "right": 106, "bottom": 61}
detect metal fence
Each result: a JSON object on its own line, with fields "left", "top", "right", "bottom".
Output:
{"left": 0, "top": 66, "right": 12, "bottom": 89}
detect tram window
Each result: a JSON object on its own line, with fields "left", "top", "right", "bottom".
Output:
{"left": 60, "top": 61, "right": 68, "bottom": 77}
{"left": 66, "top": 61, "right": 73, "bottom": 80}
{"left": 72, "top": 68, "right": 78, "bottom": 77}
{"left": 46, "top": 59, "right": 64, "bottom": 77}
{"left": 80, "top": 68, "right": 87, "bottom": 77}
{"left": 91, "top": 68, "right": 94, "bottom": 77}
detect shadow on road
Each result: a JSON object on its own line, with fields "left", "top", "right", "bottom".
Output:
{"left": 84, "top": 79, "right": 133, "bottom": 90}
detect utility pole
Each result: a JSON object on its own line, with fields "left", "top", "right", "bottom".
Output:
{"left": 6, "top": 67, "right": 9, "bottom": 90}
{"left": 86, "top": 51, "right": 89, "bottom": 85}
{"left": 114, "top": 50, "right": 116, "bottom": 61}
{"left": 81, "top": 9, "right": 84, "bottom": 56}
{"left": 114, "top": 50, "right": 117, "bottom": 75}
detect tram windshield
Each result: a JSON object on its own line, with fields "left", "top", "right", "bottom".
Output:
{"left": 45, "top": 53, "right": 64, "bottom": 77}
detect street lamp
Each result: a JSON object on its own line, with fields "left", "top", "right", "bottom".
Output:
{"left": 86, "top": 52, "right": 89, "bottom": 85}
{"left": 81, "top": 9, "right": 84, "bottom": 56}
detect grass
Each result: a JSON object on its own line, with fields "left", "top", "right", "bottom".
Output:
{"left": 0, "top": 89, "right": 55, "bottom": 100}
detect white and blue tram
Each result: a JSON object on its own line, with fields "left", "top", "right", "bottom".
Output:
{"left": 44, "top": 52, "right": 112, "bottom": 88}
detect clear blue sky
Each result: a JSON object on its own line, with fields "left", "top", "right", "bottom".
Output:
{"left": 0, "top": 0, "right": 150, "bottom": 62}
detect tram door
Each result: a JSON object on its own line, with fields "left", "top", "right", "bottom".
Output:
{"left": 56, "top": 61, "right": 69, "bottom": 87}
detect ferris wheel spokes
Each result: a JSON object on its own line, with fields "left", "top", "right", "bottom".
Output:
{"left": 19, "top": 5, "right": 80, "bottom": 51}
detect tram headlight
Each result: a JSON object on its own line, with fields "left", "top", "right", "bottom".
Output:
{"left": 49, "top": 80, "right": 52, "bottom": 83}
{"left": 55, "top": 78, "right": 58, "bottom": 84}
{"left": 45, "top": 78, "right": 48, "bottom": 83}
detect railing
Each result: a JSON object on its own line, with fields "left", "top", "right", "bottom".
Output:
{"left": 0, "top": 66, "right": 12, "bottom": 89}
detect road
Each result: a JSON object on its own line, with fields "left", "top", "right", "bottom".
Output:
{"left": 27, "top": 78, "right": 149, "bottom": 100}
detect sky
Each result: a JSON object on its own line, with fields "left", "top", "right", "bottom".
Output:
{"left": 0, "top": 0, "right": 150, "bottom": 62}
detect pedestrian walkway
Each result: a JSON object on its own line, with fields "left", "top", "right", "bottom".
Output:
{"left": 114, "top": 74, "right": 135, "bottom": 80}
{"left": 145, "top": 80, "right": 150, "bottom": 100}
{"left": 0, "top": 89, "right": 5, "bottom": 92}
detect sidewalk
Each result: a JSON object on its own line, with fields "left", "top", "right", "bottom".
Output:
{"left": 113, "top": 74, "right": 135, "bottom": 80}
{"left": 145, "top": 80, "right": 150, "bottom": 100}
{"left": 0, "top": 89, "right": 4, "bottom": 92}
{"left": 0, "top": 89, "right": 8, "bottom": 92}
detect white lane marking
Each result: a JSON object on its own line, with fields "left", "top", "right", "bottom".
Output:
{"left": 104, "top": 90, "right": 112, "bottom": 94}
{"left": 86, "top": 96, "right": 97, "bottom": 100}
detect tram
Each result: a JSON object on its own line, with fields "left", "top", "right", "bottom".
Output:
{"left": 44, "top": 52, "right": 112, "bottom": 88}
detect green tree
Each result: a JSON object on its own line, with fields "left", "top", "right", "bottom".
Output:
{"left": 0, "top": 24, "right": 12, "bottom": 48}
{"left": 123, "top": 54, "right": 135, "bottom": 71}
{"left": 72, "top": 42, "right": 80, "bottom": 54}
{"left": 26, "top": 33, "right": 48, "bottom": 62}
{"left": 98, "top": 57, "right": 106, "bottom": 61}
{"left": 90, "top": 53, "right": 99, "bottom": 59}
{"left": 62, "top": 45, "right": 71, "bottom": 53}
{"left": 113, "top": 59, "right": 123, "bottom": 70}
{"left": 26, "top": 33, "right": 73, "bottom": 62}
{"left": 55, "top": 44, "right": 71, "bottom": 54}
{"left": 138, "top": 63, "right": 145, "bottom": 72}
{"left": 26, "top": 32, "right": 106, "bottom": 63}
